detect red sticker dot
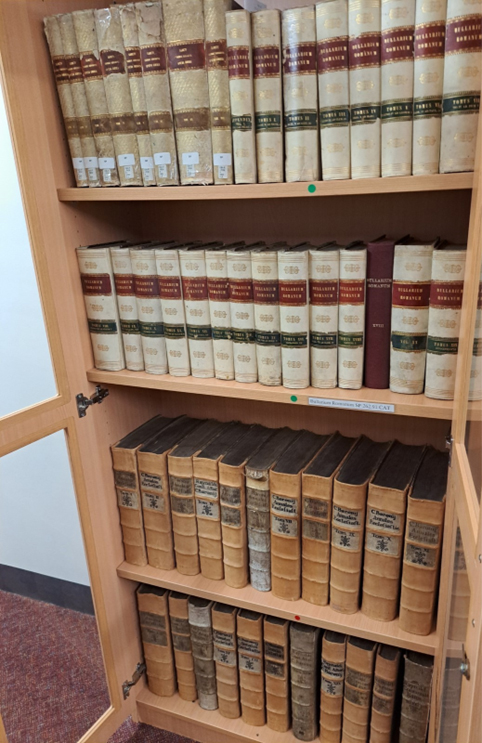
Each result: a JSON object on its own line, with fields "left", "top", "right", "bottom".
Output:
{"left": 295, "top": 615, "right": 300, "bottom": 621}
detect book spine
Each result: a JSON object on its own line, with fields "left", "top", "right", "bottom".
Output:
{"left": 290, "top": 624, "right": 320, "bottom": 741}
{"left": 425, "top": 249, "right": 466, "bottom": 400}
{"left": 246, "top": 466, "right": 271, "bottom": 591}
{"left": 137, "top": 589, "right": 176, "bottom": 697}
{"left": 412, "top": 0, "right": 446, "bottom": 175}
{"left": 110, "top": 247, "right": 144, "bottom": 371}
{"left": 381, "top": 0, "right": 415, "bottom": 178}
{"left": 72, "top": 10, "right": 120, "bottom": 186}
{"left": 180, "top": 250, "right": 215, "bottom": 378}
{"left": 320, "top": 634, "right": 346, "bottom": 743}
{"left": 301, "top": 473, "right": 333, "bottom": 606}
{"left": 111, "top": 447, "right": 147, "bottom": 566}
{"left": 156, "top": 249, "right": 191, "bottom": 377}
{"left": 338, "top": 248, "right": 367, "bottom": 390}
{"left": 94, "top": 7, "right": 143, "bottom": 186}
{"left": 238, "top": 615, "right": 265, "bottom": 726}
{"left": 76, "top": 247, "right": 125, "bottom": 371}
{"left": 390, "top": 244, "right": 433, "bottom": 394}
{"left": 220, "top": 463, "right": 249, "bottom": 588}
{"left": 163, "top": 0, "right": 213, "bottom": 185}
{"left": 264, "top": 618, "right": 290, "bottom": 732}
{"left": 204, "top": 0, "right": 234, "bottom": 185}
{"left": 226, "top": 10, "right": 257, "bottom": 184}
{"left": 470, "top": 271, "right": 482, "bottom": 401}
{"left": 228, "top": 250, "right": 258, "bottom": 383}
{"left": 206, "top": 249, "right": 235, "bottom": 381}
{"left": 252, "top": 250, "right": 282, "bottom": 386}
{"left": 131, "top": 249, "right": 168, "bottom": 374}
{"left": 44, "top": 15, "right": 88, "bottom": 187}
{"left": 193, "top": 457, "right": 224, "bottom": 581}
{"left": 399, "top": 654, "right": 433, "bottom": 743}
{"left": 136, "top": 1, "right": 179, "bottom": 186}
{"left": 440, "top": 0, "right": 482, "bottom": 173}
{"left": 252, "top": 10, "right": 283, "bottom": 183}
{"left": 370, "top": 647, "right": 401, "bottom": 743}
{"left": 364, "top": 241, "right": 394, "bottom": 389}
{"left": 279, "top": 250, "right": 310, "bottom": 389}
{"left": 168, "top": 593, "right": 197, "bottom": 701}
{"left": 138, "top": 450, "right": 175, "bottom": 570}
{"left": 449, "top": 527, "right": 471, "bottom": 641}
{"left": 348, "top": 0, "right": 381, "bottom": 179}
{"left": 309, "top": 249, "right": 339, "bottom": 389}
{"left": 213, "top": 608, "right": 240, "bottom": 718}
{"left": 330, "top": 480, "right": 367, "bottom": 614}
{"left": 316, "top": 0, "right": 351, "bottom": 181}
{"left": 188, "top": 599, "right": 218, "bottom": 710}
{"left": 270, "top": 471, "right": 302, "bottom": 601}
{"left": 282, "top": 7, "right": 319, "bottom": 183}
{"left": 343, "top": 640, "right": 377, "bottom": 743}
{"left": 169, "top": 454, "right": 200, "bottom": 576}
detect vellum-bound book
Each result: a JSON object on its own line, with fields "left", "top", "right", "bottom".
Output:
{"left": 137, "top": 585, "right": 176, "bottom": 697}
{"left": 206, "top": 246, "right": 236, "bottom": 380}
{"left": 343, "top": 637, "right": 377, "bottom": 743}
{"left": 188, "top": 597, "right": 218, "bottom": 710}
{"left": 252, "top": 246, "right": 283, "bottom": 386}
{"left": 279, "top": 247, "right": 310, "bottom": 389}
{"left": 309, "top": 243, "right": 340, "bottom": 389}
{"left": 212, "top": 603, "right": 240, "bottom": 719}
{"left": 282, "top": 6, "right": 320, "bottom": 182}
{"left": 110, "top": 245, "right": 144, "bottom": 371}
{"left": 369, "top": 645, "right": 401, "bottom": 743}
{"left": 168, "top": 591, "right": 197, "bottom": 701}
{"left": 320, "top": 631, "right": 346, "bottom": 743}
{"left": 131, "top": 244, "right": 168, "bottom": 374}
{"left": 470, "top": 264, "right": 482, "bottom": 400}
{"left": 330, "top": 436, "right": 391, "bottom": 614}
{"left": 399, "top": 652, "right": 433, "bottom": 743}
{"left": 237, "top": 610, "right": 265, "bottom": 726}
{"left": 338, "top": 243, "right": 366, "bottom": 390}
{"left": 264, "top": 616, "right": 290, "bottom": 732}
{"left": 316, "top": 0, "right": 351, "bottom": 180}
{"left": 228, "top": 245, "right": 259, "bottom": 383}
{"left": 290, "top": 623, "right": 321, "bottom": 741}
{"left": 180, "top": 247, "right": 216, "bottom": 378}
{"left": 156, "top": 245, "right": 191, "bottom": 377}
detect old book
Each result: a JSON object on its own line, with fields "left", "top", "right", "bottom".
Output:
{"left": 111, "top": 414, "right": 167, "bottom": 566}
{"left": 412, "top": 0, "right": 446, "bottom": 175}
{"left": 399, "top": 652, "right": 433, "bottom": 743}
{"left": 348, "top": 0, "right": 381, "bottom": 179}
{"left": 252, "top": 246, "right": 283, "bottom": 387}
{"left": 228, "top": 245, "right": 259, "bottom": 383}
{"left": 237, "top": 610, "right": 265, "bottom": 726}
{"left": 168, "top": 591, "right": 197, "bottom": 701}
{"left": 264, "top": 616, "right": 290, "bottom": 732}
{"left": 155, "top": 245, "right": 191, "bottom": 377}
{"left": 188, "top": 596, "right": 218, "bottom": 710}
{"left": 290, "top": 622, "right": 321, "bottom": 741}
{"left": 252, "top": 9, "right": 283, "bottom": 183}
{"left": 206, "top": 246, "right": 237, "bottom": 381}
{"left": 204, "top": 0, "right": 233, "bottom": 185}
{"left": 76, "top": 241, "right": 126, "bottom": 371}
{"left": 309, "top": 243, "right": 340, "bottom": 389}
{"left": 226, "top": 10, "right": 257, "bottom": 184}
{"left": 271, "top": 430, "right": 328, "bottom": 601}
{"left": 425, "top": 244, "right": 467, "bottom": 400}
{"left": 390, "top": 238, "right": 435, "bottom": 394}
{"left": 399, "top": 446, "right": 448, "bottom": 635}
{"left": 246, "top": 427, "right": 299, "bottom": 592}
{"left": 320, "top": 631, "right": 346, "bottom": 743}
{"left": 330, "top": 436, "right": 392, "bottom": 614}
{"left": 137, "top": 585, "right": 176, "bottom": 697}
{"left": 163, "top": 0, "right": 213, "bottom": 185}
{"left": 279, "top": 247, "right": 310, "bottom": 389}
{"left": 338, "top": 243, "right": 366, "bottom": 390}
{"left": 316, "top": 0, "right": 351, "bottom": 181}
{"left": 369, "top": 645, "right": 401, "bottom": 743}
{"left": 131, "top": 244, "right": 168, "bottom": 374}
{"left": 110, "top": 245, "right": 144, "bottom": 371}
{"left": 302, "top": 433, "right": 357, "bottom": 606}
{"left": 470, "top": 264, "right": 482, "bottom": 401}
{"left": 212, "top": 603, "right": 240, "bottom": 719}
{"left": 282, "top": 6, "right": 319, "bottom": 183}
{"left": 179, "top": 246, "right": 216, "bottom": 378}
{"left": 361, "top": 441, "right": 425, "bottom": 622}
{"left": 448, "top": 527, "right": 471, "bottom": 642}
{"left": 342, "top": 637, "right": 377, "bottom": 743}
{"left": 440, "top": 0, "right": 482, "bottom": 173}
{"left": 381, "top": 0, "right": 415, "bottom": 178}
{"left": 364, "top": 237, "right": 395, "bottom": 389}
{"left": 135, "top": 1, "right": 179, "bottom": 186}
{"left": 94, "top": 6, "right": 143, "bottom": 185}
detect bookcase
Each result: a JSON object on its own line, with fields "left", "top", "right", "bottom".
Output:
{"left": 0, "top": 2, "right": 481, "bottom": 743}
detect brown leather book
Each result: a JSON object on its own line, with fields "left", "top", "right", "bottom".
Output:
{"left": 168, "top": 591, "right": 197, "bottom": 701}
{"left": 364, "top": 237, "right": 395, "bottom": 389}
{"left": 399, "top": 652, "right": 433, "bottom": 743}
{"left": 369, "top": 645, "right": 401, "bottom": 743}
{"left": 290, "top": 622, "right": 321, "bottom": 741}
{"left": 237, "top": 610, "right": 265, "bottom": 726}
{"left": 320, "top": 631, "right": 346, "bottom": 743}
{"left": 342, "top": 637, "right": 378, "bottom": 743}
{"left": 137, "top": 585, "right": 176, "bottom": 697}
{"left": 264, "top": 616, "right": 290, "bottom": 732}
{"left": 188, "top": 596, "right": 218, "bottom": 710}
{"left": 212, "top": 603, "right": 240, "bottom": 719}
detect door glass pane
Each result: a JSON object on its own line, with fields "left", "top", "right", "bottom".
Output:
{"left": 0, "top": 431, "right": 110, "bottom": 743}
{"left": 466, "top": 249, "right": 482, "bottom": 502}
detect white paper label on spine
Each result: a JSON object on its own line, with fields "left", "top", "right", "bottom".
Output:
{"left": 182, "top": 151, "right": 200, "bottom": 165}
{"left": 155, "top": 152, "right": 172, "bottom": 165}
{"left": 99, "top": 157, "right": 115, "bottom": 169}
{"left": 214, "top": 153, "right": 232, "bottom": 166}
{"left": 118, "top": 153, "right": 135, "bottom": 166}
{"left": 308, "top": 397, "right": 395, "bottom": 413}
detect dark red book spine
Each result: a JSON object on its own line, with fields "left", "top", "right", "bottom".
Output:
{"left": 364, "top": 240, "right": 395, "bottom": 388}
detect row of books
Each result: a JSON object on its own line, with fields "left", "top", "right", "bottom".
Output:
{"left": 137, "top": 585, "right": 434, "bottom": 743}
{"left": 78, "top": 238, "right": 479, "bottom": 400}
{"left": 112, "top": 415, "right": 449, "bottom": 636}
{"left": 44, "top": 0, "right": 481, "bottom": 189}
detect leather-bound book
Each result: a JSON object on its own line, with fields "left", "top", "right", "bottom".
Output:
{"left": 338, "top": 243, "right": 367, "bottom": 390}
{"left": 168, "top": 591, "right": 197, "bottom": 701}
{"left": 179, "top": 246, "right": 216, "bottom": 378}
{"left": 399, "top": 652, "right": 433, "bottom": 743}
{"left": 227, "top": 245, "right": 259, "bottom": 383}
{"left": 361, "top": 441, "right": 425, "bottom": 622}
{"left": 320, "top": 631, "right": 346, "bottom": 743}
{"left": 137, "top": 585, "right": 176, "bottom": 697}
{"left": 237, "top": 610, "right": 265, "bottom": 726}
{"left": 302, "top": 433, "right": 357, "bottom": 606}
{"left": 264, "top": 616, "right": 290, "bottom": 732}
{"left": 399, "top": 447, "right": 448, "bottom": 635}
{"left": 369, "top": 645, "right": 401, "bottom": 743}
{"left": 188, "top": 597, "right": 218, "bottom": 710}
{"left": 290, "top": 622, "right": 321, "bottom": 741}
{"left": 155, "top": 244, "right": 191, "bottom": 377}
{"left": 212, "top": 603, "right": 240, "bottom": 719}
{"left": 252, "top": 245, "right": 284, "bottom": 387}
{"left": 110, "top": 245, "right": 144, "bottom": 371}
{"left": 271, "top": 431, "right": 328, "bottom": 601}
{"left": 279, "top": 246, "right": 310, "bottom": 389}
{"left": 364, "top": 237, "right": 395, "bottom": 389}
{"left": 131, "top": 243, "right": 168, "bottom": 375}
{"left": 342, "top": 637, "right": 377, "bottom": 743}
{"left": 330, "top": 436, "right": 392, "bottom": 614}
{"left": 309, "top": 243, "right": 340, "bottom": 390}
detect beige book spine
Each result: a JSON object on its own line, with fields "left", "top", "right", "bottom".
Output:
{"left": 168, "top": 453, "right": 200, "bottom": 576}
{"left": 270, "top": 469, "right": 302, "bottom": 601}
{"left": 278, "top": 249, "right": 310, "bottom": 389}
{"left": 135, "top": 1, "right": 179, "bottom": 186}
{"left": 193, "top": 455, "right": 224, "bottom": 581}
{"left": 110, "top": 246, "right": 145, "bottom": 371}
{"left": 369, "top": 646, "right": 401, "bottom": 743}
{"left": 338, "top": 247, "right": 366, "bottom": 390}
{"left": 228, "top": 248, "right": 258, "bottom": 383}
{"left": 219, "top": 461, "right": 248, "bottom": 588}
{"left": 309, "top": 248, "right": 339, "bottom": 389}
{"left": 237, "top": 612, "right": 265, "bottom": 726}
{"left": 204, "top": 0, "right": 234, "bottom": 185}
{"left": 399, "top": 652, "right": 433, "bottom": 743}
{"left": 246, "top": 468, "right": 271, "bottom": 592}
{"left": 290, "top": 623, "right": 320, "bottom": 741}
{"left": 469, "top": 265, "right": 482, "bottom": 401}
{"left": 163, "top": 0, "right": 213, "bottom": 185}
{"left": 44, "top": 15, "right": 88, "bottom": 187}
{"left": 137, "top": 587, "right": 176, "bottom": 697}
{"left": 168, "top": 592, "right": 197, "bottom": 701}
{"left": 252, "top": 249, "right": 282, "bottom": 387}
{"left": 94, "top": 7, "right": 143, "bottom": 185}
{"left": 206, "top": 249, "right": 235, "bottom": 381}
{"left": 131, "top": 248, "right": 168, "bottom": 374}
{"left": 320, "top": 633, "right": 346, "bottom": 743}
{"left": 213, "top": 605, "right": 240, "bottom": 719}
{"left": 342, "top": 639, "right": 377, "bottom": 743}
{"left": 188, "top": 598, "right": 218, "bottom": 710}
{"left": 137, "top": 448, "right": 175, "bottom": 570}
{"left": 252, "top": 10, "right": 283, "bottom": 183}
{"left": 180, "top": 249, "right": 215, "bottom": 378}
{"left": 301, "top": 471, "right": 334, "bottom": 606}
{"left": 111, "top": 445, "right": 147, "bottom": 566}
{"left": 264, "top": 617, "right": 290, "bottom": 732}
{"left": 448, "top": 528, "right": 471, "bottom": 641}
{"left": 156, "top": 249, "right": 191, "bottom": 377}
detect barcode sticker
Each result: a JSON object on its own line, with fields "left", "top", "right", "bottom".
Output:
{"left": 117, "top": 153, "right": 135, "bottom": 166}
{"left": 103, "top": 169, "right": 112, "bottom": 182}
{"left": 88, "top": 168, "right": 97, "bottom": 181}
{"left": 99, "top": 157, "right": 115, "bottom": 170}
{"left": 218, "top": 165, "right": 228, "bottom": 179}
{"left": 154, "top": 152, "right": 172, "bottom": 165}
{"left": 182, "top": 152, "right": 199, "bottom": 165}
{"left": 158, "top": 164, "right": 167, "bottom": 178}
{"left": 186, "top": 164, "right": 196, "bottom": 178}
{"left": 308, "top": 397, "right": 395, "bottom": 414}
{"left": 124, "top": 165, "right": 134, "bottom": 180}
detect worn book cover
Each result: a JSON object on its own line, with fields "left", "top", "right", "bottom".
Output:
{"left": 188, "top": 596, "right": 218, "bottom": 710}
{"left": 369, "top": 645, "right": 401, "bottom": 743}
{"left": 156, "top": 245, "right": 191, "bottom": 377}
{"left": 252, "top": 245, "right": 283, "bottom": 386}
{"left": 320, "top": 631, "right": 346, "bottom": 743}
{"left": 110, "top": 245, "right": 144, "bottom": 371}
{"left": 228, "top": 244, "right": 261, "bottom": 383}
{"left": 237, "top": 610, "right": 265, "bottom": 726}
{"left": 279, "top": 247, "right": 310, "bottom": 389}
{"left": 264, "top": 616, "right": 290, "bottom": 732}
{"left": 137, "top": 585, "right": 176, "bottom": 697}
{"left": 180, "top": 246, "right": 216, "bottom": 378}
{"left": 206, "top": 246, "right": 236, "bottom": 380}
{"left": 290, "top": 622, "right": 321, "bottom": 741}
{"left": 343, "top": 637, "right": 378, "bottom": 743}
{"left": 168, "top": 591, "right": 197, "bottom": 701}
{"left": 338, "top": 243, "right": 366, "bottom": 389}
{"left": 131, "top": 244, "right": 168, "bottom": 374}
{"left": 309, "top": 243, "right": 340, "bottom": 389}
{"left": 212, "top": 603, "right": 240, "bottom": 718}
{"left": 399, "top": 652, "right": 433, "bottom": 743}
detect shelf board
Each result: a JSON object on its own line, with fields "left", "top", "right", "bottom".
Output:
{"left": 87, "top": 368, "right": 453, "bottom": 420}
{"left": 58, "top": 172, "right": 472, "bottom": 202}
{"left": 118, "top": 561, "right": 437, "bottom": 655}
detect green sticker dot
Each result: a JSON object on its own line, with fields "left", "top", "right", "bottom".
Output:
{"left": 308, "top": 184, "right": 316, "bottom": 193}
{"left": 291, "top": 395, "right": 298, "bottom": 402}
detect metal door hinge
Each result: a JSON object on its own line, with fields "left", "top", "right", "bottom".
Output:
{"left": 460, "top": 647, "right": 470, "bottom": 680}
{"left": 122, "top": 662, "right": 146, "bottom": 699}
{"left": 76, "top": 385, "right": 109, "bottom": 418}
{"left": 446, "top": 433, "right": 453, "bottom": 467}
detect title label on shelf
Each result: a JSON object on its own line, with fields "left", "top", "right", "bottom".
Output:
{"left": 308, "top": 397, "right": 395, "bottom": 414}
